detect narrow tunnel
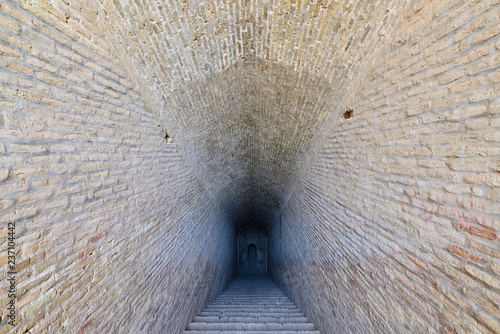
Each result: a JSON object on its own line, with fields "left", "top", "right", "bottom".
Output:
{"left": 0, "top": 0, "right": 499, "bottom": 333}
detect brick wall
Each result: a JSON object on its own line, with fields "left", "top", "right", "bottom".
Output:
{"left": 272, "top": 0, "right": 500, "bottom": 333}
{"left": 0, "top": 1, "right": 234, "bottom": 333}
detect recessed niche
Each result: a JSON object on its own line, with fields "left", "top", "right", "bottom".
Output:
{"left": 343, "top": 109, "right": 353, "bottom": 119}
{"left": 165, "top": 133, "right": 172, "bottom": 143}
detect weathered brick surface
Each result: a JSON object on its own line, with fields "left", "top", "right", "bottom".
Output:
{"left": 271, "top": 0, "right": 500, "bottom": 333}
{"left": 0, "top": 1, "right": 234, "bottom": 333}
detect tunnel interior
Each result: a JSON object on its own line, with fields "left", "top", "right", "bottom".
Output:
{"left": 0, "top": 0, "right": 499, "bottom": 333}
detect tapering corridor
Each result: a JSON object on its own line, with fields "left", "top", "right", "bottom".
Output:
{"left": 0, "top": 0, "right": 499, "bottom": 333}
{"left": 184, "top": 277, "right": 319, "bottom": 334}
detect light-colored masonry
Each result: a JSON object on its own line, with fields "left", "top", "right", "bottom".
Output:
{"left": 0, "top": 0, "right": 499, "bottom": 333}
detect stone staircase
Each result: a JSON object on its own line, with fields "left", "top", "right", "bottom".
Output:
{"left": 184, "top": 276, "right": 320, "bottom": 334}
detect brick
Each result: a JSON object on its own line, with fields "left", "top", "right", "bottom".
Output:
{"left": 485, "top": 289, "right": 500, "bottom": 307}
{"left": 474, "top": 24, "right": 500, "bottom": 45}
{"left": 446, "top": 157, "right": 488, "bottom": 172}
{"left": 0, "top": 86, "right": 42, "bottom": 102}
{"left": 51, "top": 163, "right": 77, "bottom": 174}
{"left": 418, "top": 159, "right": 446, "bottom": 168}
{"left": 51, "top": 143, "right": 77, "bottom": 152}
{"left": 24, "top": 289, "right": 57, "bottom": 319}
{"left": 0, "top": 43, "right": 21, "bottom": 58}
{"left": 73, "top": 257, "right": 92, "bottom": 271}
{"left": 0, "top": 205, "right": 38, "bottom": 223}
{"left": 0, "top": 14, "right": 20, "bottom": 33}
{"left": 484, "top": 131, "right": 500, "bottom": 142}
{"left": 17, "top": 289, "right": 41, "bottom": 310}
{"left": 466, "top": 118, "right": 492, "bottom": 130}
{"left": 25, "top": 56, "right": 57, "bottom": 73}
{"left": 459, "top": 223, "right": 498, "bottom": 241}
{"left": 9, "top": 143, "right": 47, "bottom": 154}
{"left": 31, "top": 176, "right": 63, "bottom": 188}
{"left": 464, "top": 174, "right": 500, "bottom": 186}
{"left": 442, "top": 287, "right": 473, "bottom": 313}
{"left": 450, "top": 245, "right": 487, "bottom": 265}
{"left": 14, "top": 166, "right": 48, "bottom": 179}
{"left": 76, "top": 319, "right": 93, "bottom": 334}
{"left": 36, "top": 71, "right": 65, "bottom": 87}
{"left": 19, "top": 190, "right": 52, "bottom": 204}
{"left": 486, "top": 186, "right": 500, "bottom": 200}
{"left": 79, "top": 162, "right": 101, "bottom": 172}
{"left": 0, "top": 168, "right": 9, "bottom": 181}
{"left": 464, "top": 264, "right": 500, "bottom": 289}
{"left": 43, "top": 197, "right": 68, "bottom": 210}
{"left": 477, "top": 311, "right": 500, "bottom": 333}
{"left": 465, "top": 145, "right": 500, "bottom": 157}
{"left": 446, "top": 105, "right": 487, "bottom": 120}
{"left": 435, "top": 122, "right": 461, "bottom": 133}
{"left": 429, "top": 309, "right": 458, "bottom": 334}
{"left": 26, "top": 130, "right": 62, "bottom": 141}
{"left": 0, "top": 57, "right": 33, "bottom": 75}
{"left": 6, "top": 113, "right": 46, "bottom": 129}
{"left": 462, "top": 313, "right": 494, "bottom": 334}
{"left": 57, "top": 45, "right": 82, "bottom": 63}
{"left": 0, "top": 198, "right": 14, "bottom": 211}
{"left": 0, "top": 180, "right": 28, "bottom": 194}
{"left": 89, "top": 230, "right": 108, "bottom": 243}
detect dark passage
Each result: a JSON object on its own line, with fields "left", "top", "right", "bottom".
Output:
{"left": 238, "top": 224, "right": 267, "bottom": 276}
{"left": 248, "top": 244, "right": 257, "bottom": 268}
{"left": 184, "top": 223, "right": 320, "bottom": 332}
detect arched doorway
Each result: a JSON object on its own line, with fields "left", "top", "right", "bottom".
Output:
{"left": 238, "top": 224, "right": 267, "bottom": 276}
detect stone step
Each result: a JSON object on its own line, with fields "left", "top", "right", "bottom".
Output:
{"left": 205, "top": 307, "right": 299, "bottom": 310}
{"left": 211, "top": 301, "right": 295, "bottom": 305}
{"left": 215, "top": 296, "right": 288, "bottom": 298}
{"left": 216, "top": 298, "right": 289, "bottom": 300}
{"left": 184, "top": 331, "right": 321, "bottom": 334}
{"left": 205, "top": 305, "right": 299, "bottom": 310}
{"left": 215, "top": 293, "right": 289, "bottom": 300}
{"left": 215, "top": 298, "right": 291, "bottom": 300}
{"left": 217, "top": 292, "right": 287, "bottom": 295}
{"left": 199, "top": 311, "right": 305, "bottom": 318}
{"left": 217, "top": 295, "right": 288, "bottom": 298}
{"left": 205, "top": 303, "right": 298, "bottom": 308}
{"left": 214, "top": 300, "right": 290, "bottom": 302}
{"left": 194, "top": 315, "right": 311, "bottom": 323}
{"left": 187, "top": 322, "right": 316, "bottom": 331}
{"left": 204, "top": 308, "right": 301, "bottom": 314}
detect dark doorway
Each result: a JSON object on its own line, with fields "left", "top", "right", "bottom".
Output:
{"left": 238, "top": 224, "right": 267, "bottom": 276}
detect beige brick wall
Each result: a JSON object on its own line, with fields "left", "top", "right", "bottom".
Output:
{"left": 273, "top": 0, "right": 500, "bottom": 333}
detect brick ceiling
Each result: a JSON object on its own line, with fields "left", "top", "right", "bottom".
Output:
{"left": 91, "top": 0, "right": 414, "bottom": 228}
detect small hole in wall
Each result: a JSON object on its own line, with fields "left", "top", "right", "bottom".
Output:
{"left": 343, "top": 109, "right": 353, "bottom": 119}
{"left": 165, "top": 133, "right": 172, "bottom": 144}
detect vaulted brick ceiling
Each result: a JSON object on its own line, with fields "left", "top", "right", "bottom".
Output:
{"left": 92, "top": 0, "right": 412, "bottom": 228}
